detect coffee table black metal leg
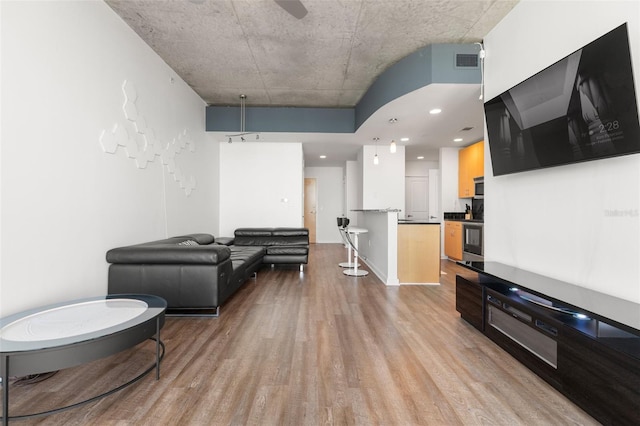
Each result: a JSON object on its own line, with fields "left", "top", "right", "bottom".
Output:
{"left": 155, "top": 317, "right": 161, "bottom": 380}
{"left": 1, "top": 355, "right": 8, "bottom": 426}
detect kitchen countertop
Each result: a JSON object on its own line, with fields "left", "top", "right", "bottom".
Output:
{"left": 351, "top": 209, "right": 402, "bottom": 212}
{"left": 398, "top": 220, "right": 440, "bottom": 225}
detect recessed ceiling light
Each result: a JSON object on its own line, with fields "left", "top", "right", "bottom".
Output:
{"left": 453, "top": 138, "right": 463, "bottom": 142}
{"left": 429, "top": 108, "right": 442, "bottom": 114}
{"left": 417, "top": 156, "right": 424, "bottom": 160}
{"left": 400, "top": 137, "right": 409, "bottom": 142}
{"left": 319, "top": 155, "right": 327, "bottom": 159}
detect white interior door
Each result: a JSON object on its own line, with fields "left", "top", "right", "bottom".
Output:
{"left": 428, "top": 169, "right": 440, "bottom": 220}
{"left": 405, "top": 177, "right": 428, "bottom": 220}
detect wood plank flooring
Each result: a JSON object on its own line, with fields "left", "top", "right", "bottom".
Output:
{"left": 3, "top": 244, "right": 599, "bottom": 425}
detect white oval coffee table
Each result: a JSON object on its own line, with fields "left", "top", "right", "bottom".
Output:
{"left": 0, "top": 294, "right": 166, "bottom": 424}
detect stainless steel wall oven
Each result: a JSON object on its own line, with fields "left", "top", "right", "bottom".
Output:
{"left": 463, "top": 222, "right": 483, "bottom": 261}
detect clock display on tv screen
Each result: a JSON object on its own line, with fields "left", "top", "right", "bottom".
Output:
{"left": 485, "top": 23, "right": 640, "bottom": 176}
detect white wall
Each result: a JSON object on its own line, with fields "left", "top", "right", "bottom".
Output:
{"left": 439, "top": 147, "right": 462, "bottom": 256}
{"left": 0, "top": 1, "right": 217, "bottom": 317}
{"left": 362, "top": 145, "right": 405, "bottom": 212}
{"left": 304, "top": 167, "right": 344, "bottom": 243}
{"left": 219, "top": 142, "right": 303, "bottom": 236}
{"left": 439, "top": 147, "right": 463, "bottom": 213}
{"left": 344, "top": 160, "right": 359, "bottom": 226}
{"left": 484, "top": 0, "right": 640, "bottom": 302}
{"left": 406, "top": 160, "right": 438, "bottom": 176}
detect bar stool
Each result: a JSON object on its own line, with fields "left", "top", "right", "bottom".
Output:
{"left": 343, "top": 227, "right": 368, "bottom": 277}
{"left": 337, "top": 217, "right": 360, "bottom": 268}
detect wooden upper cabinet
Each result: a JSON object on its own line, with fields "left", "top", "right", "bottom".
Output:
{"left": 458, "top": 141, "right": 484, "bottom": 198}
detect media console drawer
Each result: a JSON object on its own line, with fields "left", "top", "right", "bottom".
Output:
{"left": 487, "top": 304, "right": 558, "bottom": 368}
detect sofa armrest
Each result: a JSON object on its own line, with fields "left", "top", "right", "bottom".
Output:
{"left": 175, "top": 233, "right": 215, "bottom": 245}
{"left": 106, "top": 244, "right": 231, "bottom": 265}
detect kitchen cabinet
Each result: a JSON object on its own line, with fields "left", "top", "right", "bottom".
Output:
{"left": 458, "top": 141, "right": 484, "bottom": 198}
{"left": 397, "top": 223, "right": 440, "bottom": 283}
{"left": 444, "top": 221, "right": 463, "bottom": 260}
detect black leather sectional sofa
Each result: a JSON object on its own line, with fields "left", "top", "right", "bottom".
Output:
{"left": 106, "top": 228, "right": 309, "bottom": 316}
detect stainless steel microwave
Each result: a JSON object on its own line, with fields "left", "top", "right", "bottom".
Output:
{"left": 474, "top": 177, "right": 484, "bottom": 198}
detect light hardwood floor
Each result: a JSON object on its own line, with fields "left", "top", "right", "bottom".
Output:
{"left": 5, "top": 244, "right": 599, "bottom": 425}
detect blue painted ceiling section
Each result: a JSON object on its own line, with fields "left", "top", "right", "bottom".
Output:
{"left": 206, "top": 43, "right": 481, "bottom": 134}
{"left": 207, "top": 106, "right": 355, "bottom": 133}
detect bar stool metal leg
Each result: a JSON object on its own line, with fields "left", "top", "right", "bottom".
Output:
{"left": 343, "top": 229, "right": 368, "bottom": 277}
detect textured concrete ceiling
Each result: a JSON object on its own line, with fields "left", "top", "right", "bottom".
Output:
{"left": 106, "top": 0, "right": 518, "bottom": 165}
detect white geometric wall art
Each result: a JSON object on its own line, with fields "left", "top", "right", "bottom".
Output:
{"left": 114, "top": 123, "right": 129, "bottom": 149}
{"left": 166, "top": 158, "right": 176, "bottom": 174}
{"left": 99, "top": 124, "right": 118, "bottom": 154}
{"left": 124, "top": 132, "right": 139, "bottom": 159}
{"left": 122, "top": 80, "right": 138, "bottom": 121}
{"left": 134, "top": 114, "right": 147, "bottom": 134}
{"left": 161, "top": 146, "right": 175, "bottom": 165}
{"left": 98, "top": 80, "right": 198, "bottom": 196}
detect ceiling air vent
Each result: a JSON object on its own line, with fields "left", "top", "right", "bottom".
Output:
{"left": 455, "top": 53, "right": 479, "bottom": 68}
{"left": 461, "top": 127, "right": 474, "bottom": 131}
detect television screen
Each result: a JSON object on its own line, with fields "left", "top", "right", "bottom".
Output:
{"left": 485, "top": 23, "right": 640, "bottom": 176}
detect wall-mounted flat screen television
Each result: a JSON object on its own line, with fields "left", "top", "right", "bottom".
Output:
{"left": 485, "top": 23, "right": 640, "bottom": 176}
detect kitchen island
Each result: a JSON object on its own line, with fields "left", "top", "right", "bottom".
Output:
{"left": 350, "top": 209, "right": 441, "bottom": 285}
{"left": 397, "top": 221, "right": 441, "bottom": 284}
{"left": 352, "top": 209, "right": 399, "bottom": 285}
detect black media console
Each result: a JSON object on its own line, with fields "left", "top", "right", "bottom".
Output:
{"left": 456, "top": 262, "right": 640, "bottom": 426}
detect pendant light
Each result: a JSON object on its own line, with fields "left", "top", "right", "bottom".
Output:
{"left": 373, "top": 137, "right": 379, "bottom": 165}
{"left": 390, "top": 139, "right": 397, "bottom": 153}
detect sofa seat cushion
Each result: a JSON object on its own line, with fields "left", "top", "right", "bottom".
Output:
{"left": 266, "top": 246, "right": 308, "bottom": 255}
{"left": 229, "top": 246, "right": 266, "bottom": 271}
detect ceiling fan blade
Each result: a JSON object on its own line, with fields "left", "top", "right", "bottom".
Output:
{"left": 274, "top": 0, "right": 308, "bottom": 19}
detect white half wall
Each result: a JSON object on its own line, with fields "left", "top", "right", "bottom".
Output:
{"left": 0, "top": 1, "right": 217, "bottom": 317}
{"left": 304, "top": 167, "right": 344, "bottom": 243}
{"left": 344, "top": 160, "right": 359, "bottom": 226}
{"left": 362, "top": 145, "right": 405, "bottom": 213}
{"left": 439, "top": 147, "right": 462, "bottom": 256}
{"left": 358, "top": 211, "right": 399, "bottom": 286}
{"left": 484, "top": 0, "right": 640, "bottom": 302}
{"left": 219, "top": 142, "right": 303, "bottom": 236}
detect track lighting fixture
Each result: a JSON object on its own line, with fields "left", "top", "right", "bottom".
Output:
{"left": 225, "top": 94, "right": 261, "bottom": 143}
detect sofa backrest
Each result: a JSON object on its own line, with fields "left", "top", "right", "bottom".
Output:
{"left": 234, "top": 228, "right": 309, "bottom": 247}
